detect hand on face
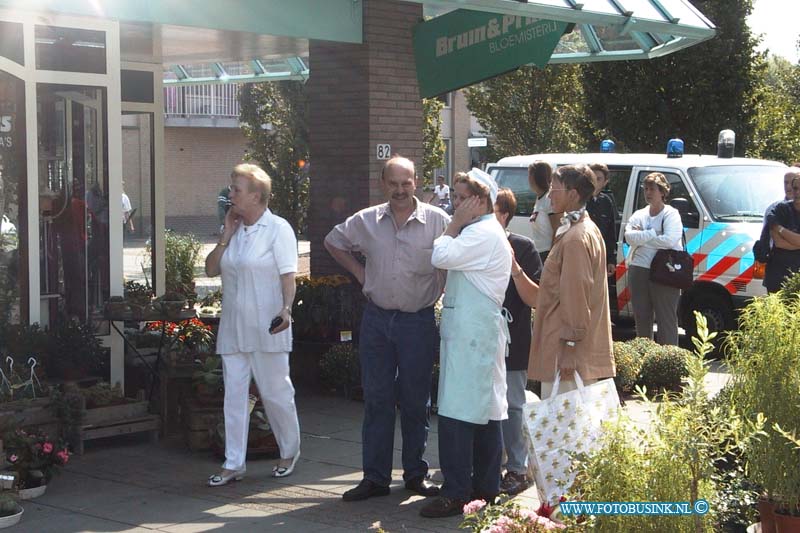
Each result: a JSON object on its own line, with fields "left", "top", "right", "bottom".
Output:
{"left": 222, "top": 206, "right": 241, "bottom": 240}
{"left": 453, "top": 196, "right": 485, "bottom": 228}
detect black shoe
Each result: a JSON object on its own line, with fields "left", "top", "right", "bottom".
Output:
{"left": 405, "top": 476, "right": 440, "bottom": 497}
{"left": 419, "top": 496, "right": 467, "bottom": 518}
{"left": 342, "top": 479, "right": 391, "bottom": 502}
{"left": 500, "top": 471, "right": 530, "bottom": 496}
{"left": 469, "top": 492, "right": 500, "bottom": 505}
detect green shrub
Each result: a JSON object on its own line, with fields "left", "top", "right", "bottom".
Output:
{"left": 147, "top": 231, "right": 201, "bottom": 302}
{"left": 612, "top": 339, "right": 650, "bottom": 393}
{"left": 638, "top": 344, "right": 690, "bottom": 394}
{"left": 779, "top": 269, "right": 800, "bottom": 303}
{"left": 570, "top": 314, "right": 756, "bottom": 533}
{"left": 319, "top": 343, "right": 360, "bottom": 396}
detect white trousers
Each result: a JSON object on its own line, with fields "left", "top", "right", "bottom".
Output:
{"left": 221, "top": 351, "right": 300, "bottom": 471}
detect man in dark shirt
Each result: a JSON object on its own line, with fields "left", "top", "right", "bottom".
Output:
{"left": 588, "top": 164, "right": 618, "bottom": 313}
{"left": 493, "top": 188, "right": 543, "bottom": 496}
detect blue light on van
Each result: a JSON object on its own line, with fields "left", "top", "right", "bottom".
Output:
{"left": 600, "top": 139, "right": 615, "bottom": 153}
{"left": 667, "top": 138, "right": 684, "bottom": 158}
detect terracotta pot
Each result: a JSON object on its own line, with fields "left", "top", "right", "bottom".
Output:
{"left": 760, "top": 498, "right": 778, "bottom": 533}
{"left": 775, "top": 511, "right": 800, "bottom": 533}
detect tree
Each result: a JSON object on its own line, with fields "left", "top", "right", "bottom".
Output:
{"left": 582, "top": 0, "right": 764, "bottom": 156}
{"left": 239, "top": 82, "right": 310, "bottom": 235}
{"left": 748, "top": 55, "right": 800, "bottom": 164}
{"left": 463, "top": 64, "right": 587, "bottom": 161}
{"left": 421, "top": 97, "right": 445, "bottom": 188}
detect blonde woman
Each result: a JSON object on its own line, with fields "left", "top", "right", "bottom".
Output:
{"left": 205, "top": 163, "right": 301, "bottom": 485}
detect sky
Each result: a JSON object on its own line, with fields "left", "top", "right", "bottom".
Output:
{"left": 748, "top": 0, "right": 799, "bottom": 63}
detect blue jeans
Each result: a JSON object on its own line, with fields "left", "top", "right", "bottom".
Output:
{"left": 438, "top": 415, "right": 503, "bottom": 501}
{"left": 502, "top": 370, "right": 529, "bottom": 474}
{"left": 359, "top": 302, "right": 436, "bottom": 486}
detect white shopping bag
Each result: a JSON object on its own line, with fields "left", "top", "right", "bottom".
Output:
{"left": 523, "top": 371, "right": 620, "bottom": 505}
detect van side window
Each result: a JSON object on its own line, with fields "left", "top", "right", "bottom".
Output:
{"left": 606, "top": 167, "right": 631, "bottom": 220}
{"left": 493, "top": 168, "right": 535, "bottom": 216}
{"left": 635, "top": 171, "right": 700, "bottom": 228}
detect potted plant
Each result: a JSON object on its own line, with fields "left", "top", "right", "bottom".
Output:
{"left": 42, "top": 320, "right": 107, "bottom": 381}
{"left": 0, "top": 494, "right": 23, "bottom": 529}
{"left": 192, "top": 356, "right": 223, "bottom": 406}
{"left": 2, "top": 428, "right": 69, "bottom": 498}
{"left": 157, "top": 291, "right": 189, "bottom": 320}
{"left": 726, "top": 290, "right": 800, "bottom": 532}
{"left": 104, "top": 296, "right": 129, "bottom": 319}
{"left": 124, "top": 280, "right": 153, "bottom": 319}
{"left": 319, "top": 343, "right": 361, "bottom": 400}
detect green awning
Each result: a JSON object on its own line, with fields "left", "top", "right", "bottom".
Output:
{"left": 419, "top": 0, "right": 716, "bottom": 63}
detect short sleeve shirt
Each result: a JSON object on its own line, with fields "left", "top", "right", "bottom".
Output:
{"left": 530, "top": 192, "right": 554, "bottom": 253}
{"left": 325, "top": 199, "right": 450, "bottom": 312}
{"left": 216, "top": 209, "right": 298, "bottom": 354}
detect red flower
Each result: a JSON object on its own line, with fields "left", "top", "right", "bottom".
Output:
{"left": 43, "top": 442, "right": 54, "bottom": 454}
{"left": 536, "top": 502, "right": 554, "bottom": 518}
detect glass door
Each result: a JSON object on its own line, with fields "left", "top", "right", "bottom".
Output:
{"left": 37, "top": 84, "right": 109, "bottom": 327}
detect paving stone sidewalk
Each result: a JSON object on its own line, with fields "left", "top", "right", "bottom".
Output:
{"left": 16, "top": 393, "right": 540, "bottom": 532}
{"left": 15, "top": 361, "right": 729, "bottom": 532}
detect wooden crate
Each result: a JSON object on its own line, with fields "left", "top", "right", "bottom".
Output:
{"left": 75, "top": 392, "right": 159, "bottom": 455}
{"left": 181, "top": 398, "right": 222, "bottom": 451}
{"left": 77, "top": 415, "right": 159, "bottom": 454}
{"left": 0, "top": 398, "right": 55, "bottom": 428}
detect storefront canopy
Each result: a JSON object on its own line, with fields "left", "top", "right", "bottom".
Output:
{"left": 0, "top": 0, "right": 715, "bottom": 85}
{"left": 419, "top": 0, "right": 716, "bottom": 63}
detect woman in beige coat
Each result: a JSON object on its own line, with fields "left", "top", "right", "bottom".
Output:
{"left": 512, "top": 164, "right": 615, "bottom": 396}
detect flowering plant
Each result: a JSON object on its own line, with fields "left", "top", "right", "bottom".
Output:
{"left": 460, "top": 497, "right": 567, "bottom": 532}
{"left": 3, "top": 428, "right": 70, "bottom": 488}
{"left": 145, "top": 318, "right": 214, "bottom": 353}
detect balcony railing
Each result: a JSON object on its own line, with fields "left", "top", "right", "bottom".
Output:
{"left": 163, "top": 83, "right": 240, "bottom": 118}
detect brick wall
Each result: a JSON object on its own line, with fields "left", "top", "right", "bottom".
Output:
{"left": 308, "top": 0, "right": 424, "bottom": 275}
{"left": 164, "top": 126, "right": 249, "bottom": 234}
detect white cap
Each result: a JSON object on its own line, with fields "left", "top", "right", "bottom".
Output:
{"left": 467, "top": 167, "right": 498, "bottom": 203}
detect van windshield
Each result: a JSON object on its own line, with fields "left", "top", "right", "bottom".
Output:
{"left": 688, "top": 165, "right": 787, "bottom": 221}
{"left": 491, "top": 167, "right": 536, "bottom": 216}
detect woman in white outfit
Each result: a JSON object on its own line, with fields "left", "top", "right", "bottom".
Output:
{"left": 205, "top": 163, "right": 301, "bottom": 486}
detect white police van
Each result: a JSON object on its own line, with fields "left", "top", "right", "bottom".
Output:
{"left": 486, "top": 138, "right": 786, "bottom": 335}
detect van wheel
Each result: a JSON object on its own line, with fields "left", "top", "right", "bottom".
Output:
{"left": 684, "top": 292, "right": 735, "bottom": 339}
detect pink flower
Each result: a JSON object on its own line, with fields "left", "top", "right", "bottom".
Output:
{"left": 488, "top": 516, "right": 514, "bottom": 533}
{"left": 462, "top": 499, "right": 487, "bottom": 515}
{"left": 56, "top": 450, "right": 70, "bottom": 464}
{"left": 43, "top": 442, "right": 53, "bottom": 454}
{"left": 518, "top": 508, "right": 540, "bottom": 521}
{"left": 8, "top": 454, "right": 17, "bottom": 463}
{"left": 536, "top": 516, "right": 567, "bottom": 530}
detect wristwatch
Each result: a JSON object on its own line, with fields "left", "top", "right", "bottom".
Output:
{"left": 565, "top": 340, "right": 576, "bottom": 348}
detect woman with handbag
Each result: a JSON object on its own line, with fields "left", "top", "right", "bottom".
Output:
{"left": 204, "top": 163, "right": 301, "bottom": 486}
{"left": 624, "top": 172, "right": 684, "bottom": 346}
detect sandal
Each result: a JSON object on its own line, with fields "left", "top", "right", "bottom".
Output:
{"left": 207, "top": 469, "right": 245, "bottom": 487}
{"left": 272, "top": 452, "right": 300, "bottom": 478}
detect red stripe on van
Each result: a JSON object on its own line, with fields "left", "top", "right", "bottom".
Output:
{"left": 697, "top": 255, "right": 739, "bottom": 283}
{"left": 725, "top": 265, "right": 755, "bottom": 295}
{"left": 618, "top": 286, "right": 631, "bottom": 310}
{"left": 615, "top": 262, "right": 627, "bottom": 282}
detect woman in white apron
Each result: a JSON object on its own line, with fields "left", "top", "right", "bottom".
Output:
{"left": 420, "top": 169, "right": 512, "bottom": 519}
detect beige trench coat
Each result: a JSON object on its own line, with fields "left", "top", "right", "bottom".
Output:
{"left": 528, "top": 214, "right": 615, "bottom": 382}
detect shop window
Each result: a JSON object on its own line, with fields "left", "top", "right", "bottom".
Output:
{"left": 0, "top": 70, "right": 27, "bottom": 326}
{"left": 0, "top": 21, "right": 24, "bottom": 66}
{"left": 35, "top": 26, "right": 106, "bottom": 74}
